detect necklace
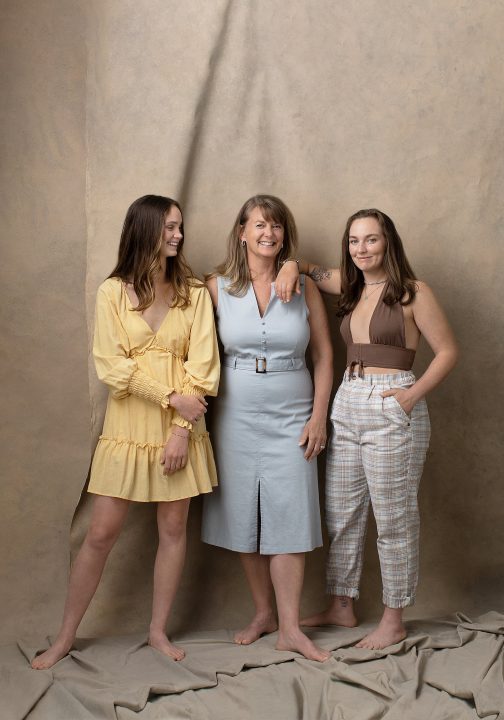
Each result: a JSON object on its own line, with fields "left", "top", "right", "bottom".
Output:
{"left": 363, "top": 279, "right": 387, "bottom": 300}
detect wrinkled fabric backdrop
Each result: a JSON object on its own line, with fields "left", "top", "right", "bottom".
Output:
{"left": 1, "top": 0, "right": 503, "bottom": 645}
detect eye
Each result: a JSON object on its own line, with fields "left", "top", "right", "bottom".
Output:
{"left": 273, "top": 224, "right": 282, "bottom": 230}
{"left": 349, "top": 239, "right": 358, "bottom": 245}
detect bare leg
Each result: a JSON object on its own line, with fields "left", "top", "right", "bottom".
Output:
{"left": 234, "top": 553, "right": 277, "bottom": 644}
{"left": 148, "top": 499, "right": 190, "bottom": 661}
{"left": 271, "top": 553, "right": 330, "bottom": 662}
{"left": 356, "top": 606, "right": 406, "bottom": 649}
{"left": 301, "top": 595, "right": 358, "bottom": 628}
{"left": 31, "top": 496, "right": 130, "bottom": 669}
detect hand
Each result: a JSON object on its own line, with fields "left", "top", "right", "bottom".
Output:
{"left": 161, "top": 432, "right": 189, "bottom": 475}
{"left": 169, "top": 393, "right": 207, "bottom": 423}
{"left": 275, "top": 261, "right": 301, "bottom": 303}
{"left": 298, "top": 416, "right": 327, "bottom": 461}
{"left": 381, "top": 388, "right": 415, "bottom": 416}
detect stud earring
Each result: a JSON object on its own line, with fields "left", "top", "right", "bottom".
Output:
{"left": 241, "top": 239, "right": 246, "bottom": 246}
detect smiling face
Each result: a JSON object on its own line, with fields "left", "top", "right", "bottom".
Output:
{"left": 348, "top": 216, "right": 387, "bottom": 277}
{"left": 240, "top": 206, "right": 284, "bottom": 262}
{"left": 160, "top": 205, "right": 183, "bottom": 258}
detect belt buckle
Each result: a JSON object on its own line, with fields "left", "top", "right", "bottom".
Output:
{"left": 255, "top": 357, "right": 267, "bottom": 373}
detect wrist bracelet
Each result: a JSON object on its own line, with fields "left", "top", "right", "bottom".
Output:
{"left": 280, "top": 257, "right": 299, "bottom": 267}
{"left": 171, "top": 432, "right": 189, "bottom": 439}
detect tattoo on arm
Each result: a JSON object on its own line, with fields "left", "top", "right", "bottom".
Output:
{"left": 308, "top": 266, "right": 332, "bottom": 283}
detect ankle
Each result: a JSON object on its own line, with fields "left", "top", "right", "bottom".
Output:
{"left": 149, "top": 624, "right": 167, "bottom": 637}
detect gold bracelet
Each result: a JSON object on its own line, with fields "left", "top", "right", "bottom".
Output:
{"left": 171, "top": 432, "right": 189, "bottom": 439}
{"left": 280, "top": 258, "right": 299, "bottom": 267}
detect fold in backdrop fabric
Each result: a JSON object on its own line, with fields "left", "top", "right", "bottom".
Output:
{"left": 5, "top": 612, "right": 503, "bottom": 719}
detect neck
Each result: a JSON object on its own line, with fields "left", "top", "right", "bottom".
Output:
{"left": 362, "top": 270, "right": 387, "bottom": 284}
{"left": 247, "top": 255, "right": 276, "bottom": 283}
{"left": 154, "top": 260, "right": 170, "bottom": 288}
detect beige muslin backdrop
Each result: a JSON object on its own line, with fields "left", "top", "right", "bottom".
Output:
{"left": 1, "top": 0, "right": 503, "bottom": 643}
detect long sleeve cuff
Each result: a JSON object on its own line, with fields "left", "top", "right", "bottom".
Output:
{"left": 128, "top": 370, "right": 174, "bottom": 409}
{"left": 171, "top": 414, "right": 193, "bottom": 431}
{"left": 170, "top": 381, "right": 207, "bottom": 430}
{"left": 181, "top": 382, "right": 206, "bottom": 397}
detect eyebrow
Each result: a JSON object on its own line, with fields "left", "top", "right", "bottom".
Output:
{"left": 349, "top": 233, "right": 380, "bottom": 239}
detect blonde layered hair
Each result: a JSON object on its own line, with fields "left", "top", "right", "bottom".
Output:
{"left": 213, "top": 195, "right": 299, "bottom": 296}
{"left": 109, "top": 195, "right": 199, "bottom": 310}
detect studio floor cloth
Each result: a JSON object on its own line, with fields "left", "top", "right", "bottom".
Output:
{"left": 5, "top": 611, "right": 504, "bottom": 719}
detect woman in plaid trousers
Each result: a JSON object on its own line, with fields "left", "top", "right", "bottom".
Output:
{"left": 274, "top": 208, "right": 458, "bottom": 649}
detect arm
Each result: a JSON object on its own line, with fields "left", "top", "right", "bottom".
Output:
{"left": 275, "top": 259, "right": 341, "bottom": 302}
{"left": 171, "top": 286, "right": 220, "bottom": 430}
{"left": 161, "top": 285, "right": 220, "bottom": 472}
{"left": 93, "top": 285, "right": 174, "bottom": 408}
{"left": 382, "top": 282, "right": 458, "bottom": 414}
{"left": 298, "top": 277, "right": 334, "bottom": 461}
{"left": 205, "top": 275, "right": 218, "bottom": 308}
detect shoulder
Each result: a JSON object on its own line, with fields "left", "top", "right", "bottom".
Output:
{"left": 410, "top": 280, "right": 434, "bottom": 303}
{"left": 188, "top": 280, "right": 214, "bottom": 308}
{"left": 408, "top": 280, "right": 442, "bottom": 317}
{"left": 97, "top": 277, "right": 122, "bottom": 301}
{"left": 205, "top": 275, "right": 219, "bottom": 307}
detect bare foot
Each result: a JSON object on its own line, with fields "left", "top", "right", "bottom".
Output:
{"left": 301, "top": 596, "right": 357, "bottom": 628}
{"left": 31, "top": 637, "right": 73, "bottom": 670}
{"left": 276, "top": 628, "right": 331, "bottom": 662}
{"left": 148, "top": 630, "right": 185, "bottom": 661}
{"left": 234, "top": 611, "right": 278, "bottom": 645}
{"left": 355, "top": 619, "right": 406, "bottom": 650}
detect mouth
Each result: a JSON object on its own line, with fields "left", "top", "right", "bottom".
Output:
{"left": 258, "top": 241, "right": 276, "bottom": 247}
{"left": 167, "top": 241, "right": 179, "bottom": 247}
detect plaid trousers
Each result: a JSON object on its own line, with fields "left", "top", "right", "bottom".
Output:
{"left": 325, "top": 371, "right": 430, "bottom": 608}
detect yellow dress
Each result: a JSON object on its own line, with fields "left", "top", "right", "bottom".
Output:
{"left": 88, "top": 277, "right": 220, "bottom": 502}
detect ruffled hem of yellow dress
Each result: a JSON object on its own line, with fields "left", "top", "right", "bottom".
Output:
{"left": 88, "top": 433, "right": 218, "bottom": 503}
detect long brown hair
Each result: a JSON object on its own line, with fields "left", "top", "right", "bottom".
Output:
{"left": 109, "top": 195, "right": 199, "bottom": 310}
{"left": 213, "top": 194, "right": 299, "bottom": 296}
{"left": 337, "top": 208, "right": 418, "bottom": 317}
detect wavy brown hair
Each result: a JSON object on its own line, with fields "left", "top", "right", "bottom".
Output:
{"left": 212, "top": 194, "right": 299, "bottom": 296}
{"left": 337, "top": 208, "right": 418, "bottom": 317}
{"left": 109, "top": 195, "right": 199, "bottom": 310}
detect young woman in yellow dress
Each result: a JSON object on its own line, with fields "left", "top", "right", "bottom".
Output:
{"left": 32, "top": 195, "right": 219, "bottom": 669}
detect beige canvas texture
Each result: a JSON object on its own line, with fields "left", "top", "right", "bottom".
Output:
{"left": 1, "top": 0, "right": 503, "bottom": 646}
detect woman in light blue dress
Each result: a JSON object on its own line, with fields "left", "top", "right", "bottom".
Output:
{"left": 202, "top": 195, "right": 333, "bottom": 662}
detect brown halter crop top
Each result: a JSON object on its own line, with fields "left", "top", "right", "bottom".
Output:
{"left": 340, "top": 284, "right": 416, "bottom": 376}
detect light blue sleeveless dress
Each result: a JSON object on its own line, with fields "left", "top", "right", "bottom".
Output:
{"left": 201, "top": 275, "right": 322, "bottom": 554}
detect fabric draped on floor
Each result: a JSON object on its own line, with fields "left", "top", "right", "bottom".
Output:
{"left": 5, "top": 612, "right": 503, "bottom": 719}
